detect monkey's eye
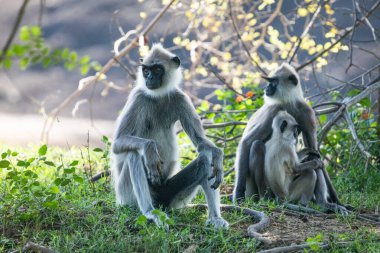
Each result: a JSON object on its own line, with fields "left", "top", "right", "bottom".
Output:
{"left": 153, "top": 66, "right": 164, "bottom": 76}
{"left": 142, "top": 67, "right": 149, "bottom": 76}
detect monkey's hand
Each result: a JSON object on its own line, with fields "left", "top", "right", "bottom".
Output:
{"left": 143, "top": 141, "right": 163, "bottom": 186}
{"left": 208, "top": 147, "right": 224, "bottom": 189}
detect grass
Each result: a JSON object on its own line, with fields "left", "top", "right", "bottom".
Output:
{"left": 0, "top": 143, "right": 379, "bottom": 252}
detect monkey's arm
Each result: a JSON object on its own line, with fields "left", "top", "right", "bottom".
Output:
{"left": 179, "top": 95, "right": 224, "bottom": 189}
{"left": 113, "top": 135, "right": 163, "bottom": 183}
{"left": 293, "top": 159, "right": 323, "bottom": 174}
{"left": 113, "top": 135, "right": 156, "bottom": 154}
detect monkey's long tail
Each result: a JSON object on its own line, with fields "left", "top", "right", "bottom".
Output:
{"left": 189, "top": 204, "right": 271, "bottom": 244}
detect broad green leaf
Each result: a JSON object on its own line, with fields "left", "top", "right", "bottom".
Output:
{"left": 31, "top": 26, "right": 42, "bottom": 37}
{"left": 20, "top": 58, "right": 29, "bottom": 70}
{"left": 0, "top": 160, "right": 10, "bottom": 168}
{"left": 80, "top": 55, "right": 90, "bottom": 64}
{"left": 38, "top": 144, "right": 47, "bottom": 156}
{"left": 19, "top": 26, "right": 30, "bottom": 42}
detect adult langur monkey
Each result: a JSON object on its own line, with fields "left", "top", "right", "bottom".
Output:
{"left": 111, "top": 44, "right": 229, "bottom": 229}
{"left": 233, "top": 63, "right": 348, "bottom": 214}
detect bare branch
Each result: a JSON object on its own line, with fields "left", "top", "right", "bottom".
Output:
{"left": 343, "top": 110, "right": 372, "bottom": 159}
{"left": 203, "top": 121, "right": 247, "bottom": 129}
{"left": 288, "top": 2, "right": 323, "bottom": 63}
{"left": 228, "top": 0, "right": 268, "bottom": 75}
{"left": 0, "top": 0, "right": 30, "bottom": 62}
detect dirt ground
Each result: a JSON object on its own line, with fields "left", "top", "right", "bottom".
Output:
{"left": 220, "top": 184, "right": 380, "bottom": 250}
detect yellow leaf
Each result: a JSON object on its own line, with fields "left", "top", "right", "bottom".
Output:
{"left": 210, "top": 56, "right": 218, "bottom": 65}
{"left": 223, "top": 52, "right": 232, "bottom": 61}
{"left": 139, "top": 12, "right": 147, "bottom": 19}
{"left": 297, "top": 7, "right": 308, "bottom": 17}
{"left": 173, "top": 37, "right": 181, "bottom": 45}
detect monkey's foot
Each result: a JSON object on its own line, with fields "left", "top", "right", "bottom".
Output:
{"left": 323, "top": 203, "right": 349, "bottom": 216}
{"left": 206, "top": 216, "right": 229, "bottom": 229}
{"left": 145, "top": 210, "right": 169, "bottom": 231}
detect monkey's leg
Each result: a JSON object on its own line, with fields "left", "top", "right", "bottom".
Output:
{"left": 155, "top": 153, "right": 228, "bottom": 228}
{"left": 233, "top": 141, "right": 251, "bottom": 202}
{"left": 314, "top": 169, "right": 348, "bottom": 215}
{"left": 248, "top": 140, "right": 268, "bottom": 200}
{"left": 288, "top": 170, "right": 317, "bottom": 205}
{"left": 126, "top": 151, "right": 167, "bottom": 228}
{"left": 114, "top": 157, "right": 135, "bottom": 206}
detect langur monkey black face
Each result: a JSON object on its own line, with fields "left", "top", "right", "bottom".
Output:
{"left": 140, "top": 54, "right": 181, "bottom": 90}
{"left": 262, "top": 63, "right": 299, "bottom": 98}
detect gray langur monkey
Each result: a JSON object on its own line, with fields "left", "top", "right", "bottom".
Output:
{"left": 265, "top": 111, "right": 323, "bottom": 204}
{"left": 111, "top": 44, "right": 229, "bottom": 229}
{"left": 233, "top": 63, "right": 347, "bottom": 214}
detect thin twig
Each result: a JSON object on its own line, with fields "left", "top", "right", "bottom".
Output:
{"left": 203, "top": 121, "right": 247, "bottom": 129}
{"left": 343, "top": 110, "right": 372, "bottom": 159}
{"left": 228, "top": 0, "right": 267, "bottom": 75}
{"left": 0, "top": 0, "right": 30, "bottom": 62}
{"left": 288, "top": 2, "right": 323, "bottom": 63}
{"left": 204, "top": 64, "right": 245, "bottom": 96}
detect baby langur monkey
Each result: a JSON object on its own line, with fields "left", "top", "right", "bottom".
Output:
{"left": 265, "top": 111, "right": 323, "bottom": 204}
{"left": 111, "top": 44, "right": 228, "bottom": 229}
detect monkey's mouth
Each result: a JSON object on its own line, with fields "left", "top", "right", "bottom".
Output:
{"left": 146, "top": 79, "right": 162, "bottom": 90}
{"left": 265, "top": 84, "right": 276, "bottom": 96}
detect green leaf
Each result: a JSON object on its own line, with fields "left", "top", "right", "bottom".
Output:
{"left": 1, "top": 153, "right": 7, "bottom": 159}
{"left": 61, "top": 48, "right": 70, "bottom": 59}
{"left": 4, "top": 58, "right": 11, "bottom": 70}
{"left": 44, "top": 161, "right": 55, "bottom": 166}
{"left": 358, "top": 98, "right": 370, "bottom": 108}
{"left": 19, "top": 58, "right": 29, "bottom": 70}
{"left": 12, "top": 44, "right": 25, "bottom": 56}
{"left": 38, "top": 144, "right": 47, "bottom": 156}
{"left": 19, "top": 26, "right": 30, "bottom": 42}
{"left": 80, "top": 55, "right": 90, "bottom": 64}
{"left": 60, "top": 178, "right": 71, "bottom": 186}
{"left": 93, "top": 148, "right": 103, "bottom": 152}
{"left": 73, "top": 175, "right": 84, "bottom": 184}
{"left": 70, "top": 160, "right": 79, "bottom": 166}
{"left": 42, "top": 57, "right": 51, "bottom": 68}
{"left": 17, "top": 160, "right": 27, "bottom": 167}
{"left": 319, "top": 114, "right": 327, "bottom": 124}
{"left": 80, "top": 65, "right": 90, "bottom": 75}
{"left": 31, "top": 26, "right": 42, "bottom": 37}
{"left": 0, "top": 160, "right": 10, "bottom": 168}
{"left": 43, "top": 200, "right": 58, "bottom": 208}
{"left": 50, "top": 185, "right": 60, "bottom": 194}
{"left": 54, "top": 178, "right": 62, "bottom": 185}
{"left": 69, "top": 52, "right": 78, "bottom": 62}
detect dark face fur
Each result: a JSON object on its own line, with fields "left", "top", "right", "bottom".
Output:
{"left": 262, "top": 74, "right": 298, "bottom": 97}
{"left": 141, "top": 56, "right": 181, "bottom": 90}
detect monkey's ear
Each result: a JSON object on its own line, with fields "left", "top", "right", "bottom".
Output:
{"left": 171, "top": 56, "right": 180, "bottom": 68}
{"left": 280, "top": 120, "right": 288, "bottom": 133}
{"left": 288, "top": 74, "right": 298, "bottom": 86}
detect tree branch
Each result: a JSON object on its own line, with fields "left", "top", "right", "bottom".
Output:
{"left": 0, "top": 0, "right": 30, "bottom": 62}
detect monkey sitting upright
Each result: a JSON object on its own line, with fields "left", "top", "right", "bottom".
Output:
{"left": 111, "top": 44, "right": 228, "bottom": 229}
{"left": 233, "top": 63, "right": 347, "bottom": 214}
{"left": 264, "top": 111, "right": 323, "bottom": 204}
